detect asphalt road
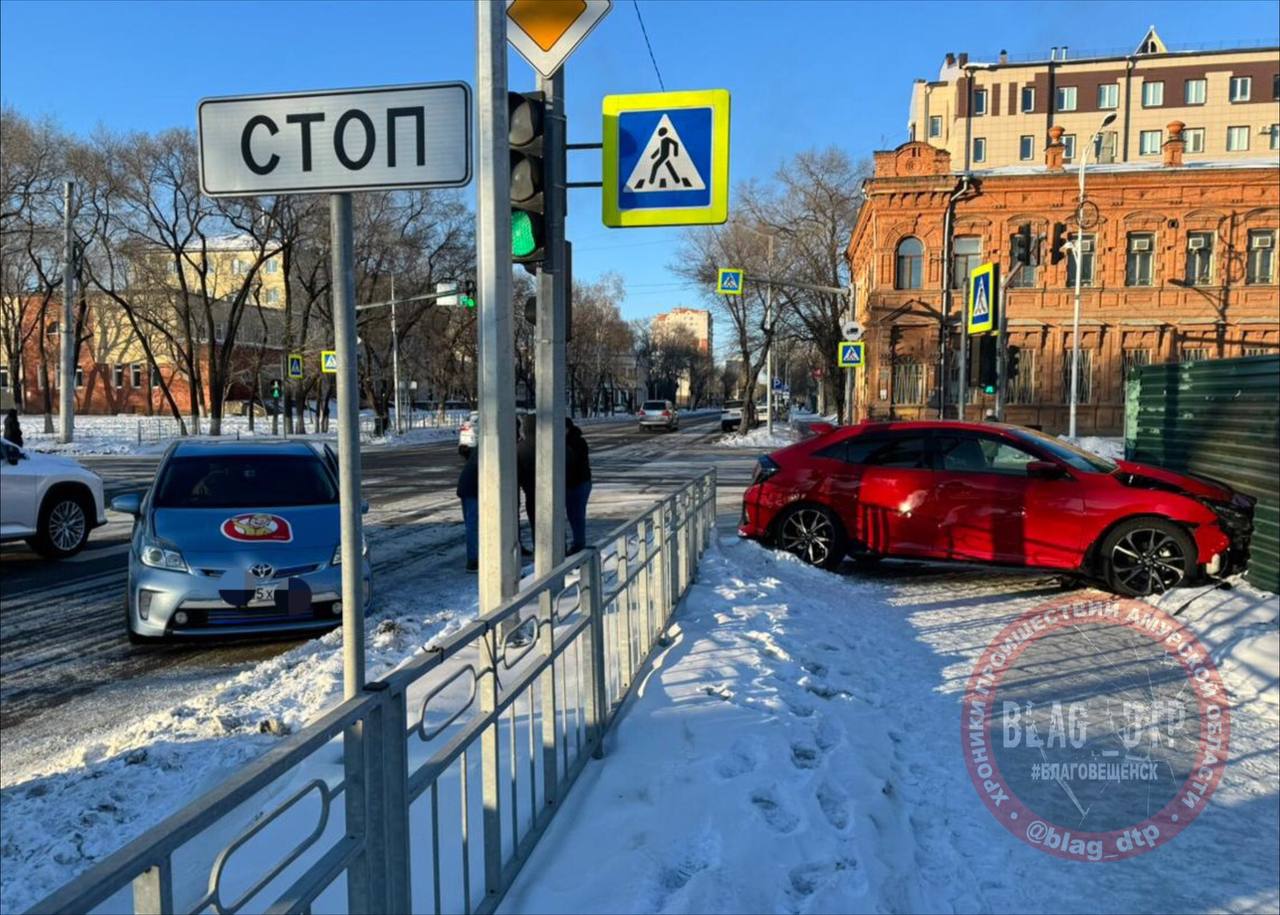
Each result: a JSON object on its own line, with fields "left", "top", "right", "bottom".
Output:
{"left": 0, "top": 413, "right": 725, "bottom": 738}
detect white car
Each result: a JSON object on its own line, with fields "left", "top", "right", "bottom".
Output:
{"left": 0, "top": 437, "right": 107, "bottom": 557}
{"left": 720, "top": 399, "right": 744, "bottom": 432}
{"left": 458, "top": 411, "right": 478, "bottom": 457}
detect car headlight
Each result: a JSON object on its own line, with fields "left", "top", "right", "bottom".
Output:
{"left": 140, "top": 538, "right": 188, "bottom": 572}
{"left": 331, "top": 536, "right": 369, "bottom": 566}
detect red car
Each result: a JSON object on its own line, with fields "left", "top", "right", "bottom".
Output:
{"left": 739, "top": 421, "right": 1254, "bottom": 597}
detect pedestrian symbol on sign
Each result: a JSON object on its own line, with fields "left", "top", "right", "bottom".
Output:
{"left": 625, "top": 116, "right": 705, "bottom": 192}
{"left": 967, "top": 262, "right": 998, "bottom": 335}
{"left": 321, "top": 350, "right": 338, "bottom": 374}
{"left": 716, "top": 268, "right": 743, "bottom": 295}
{"left": 838, "top": 341, "right": 865, "bottom": 368}
{"left": 287, "top": 354, "right": 303, "bottom": 379}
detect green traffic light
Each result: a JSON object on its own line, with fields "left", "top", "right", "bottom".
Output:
{"left": 460, "top": 295, "right": 476, "bottom": 309}
{"left": 983, "top": 385, "right": 996, "bottom": 395}
{"left": 512, "top": 210, "right": 536, "bottom": 257}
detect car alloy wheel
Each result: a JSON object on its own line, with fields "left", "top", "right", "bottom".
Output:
{"left": 778, "top": 507, "right": 837, "bottom": 568}
{"left": 48, "top": 499, "right": 87, "bottom": 553}
{"left": 1108, "top": 526, "right": 1190, "bottom": 595}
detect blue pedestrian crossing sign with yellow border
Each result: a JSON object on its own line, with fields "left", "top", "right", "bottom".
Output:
{"left": 967, "top": 262, "right": 998, "bottom": 335}
{"left": 716, "top": 268, "right": 743, "bottom": 295}
{"left": 287, "top": 353, "right": 303, "bottom": 379}
{"left": 602, "top": 89, "right": 730, "bottom": 228}
{"left": 838, "top": 341, "right": 865, "bottom": 369}
{"left": 321, "top": 350, "right": 338, "bottom": 374}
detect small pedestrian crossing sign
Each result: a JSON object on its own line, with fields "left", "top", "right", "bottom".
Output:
{"left": 602, "top": 89, "right": 730, "bottom": 228}
{"left": 967, "top": 262, "right": 998, "bottom": 335}
{"left": 716, "top": 268, "right": 743, "bottom": 295}
{"left": 838, "top": 341, "right": 865, "bottom": 369}
{"left": 287, "top": 353, "right": 303, "bottom": 379}
{"left": 321, "top": 350, "right": 338, "bottom": 374}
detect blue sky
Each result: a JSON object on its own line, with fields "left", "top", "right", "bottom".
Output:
{"left": 3, "top": 0, "right": 1278, "bottom": 329}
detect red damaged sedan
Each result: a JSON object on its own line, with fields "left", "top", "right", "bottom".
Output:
{"left": 739, "top": 421, "right": 1254, "bottom": 597}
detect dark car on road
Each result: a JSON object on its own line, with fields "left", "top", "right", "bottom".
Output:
{"left": 739, "top": 420, "right": 1253, "bottom": 596}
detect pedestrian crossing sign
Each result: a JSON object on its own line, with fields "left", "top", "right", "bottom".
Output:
{"left": 716, "top": 268, "right": 743, "bottom": 295}
{"left": 321, "top": 350, "right": 338, "bottom": 374}
{"left": 602, "top": 89, "right": 730, "bottom": 228}
{"left": 288, "top": 353, "right": 303, "bottom": 379}
{"left": 838, "top": 341, "right": 865, "bottom": 369}
{"left": 967, "top": 262, "right": 998, "bottom": 335}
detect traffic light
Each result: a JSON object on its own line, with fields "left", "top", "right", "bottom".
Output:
{"left": 460, "top": 279, "right": 476, "bottom": 310}
{"left": 270, "top": 378, "right": 282, "bottom": 401}
{"left": 509, "top": 91, "right": 547, "bottom": 270}
{"left": 1006, "top": 345, "right": 1021, "bottom": 389}
{"left": 1050, "top": 222, "right": 1069, "bottom": 265}
{"left": 978, "top": 336, "right": 998, "bottom": 393}
{"left": 1011, "top": 223, "right": 1033, "bottom": 267}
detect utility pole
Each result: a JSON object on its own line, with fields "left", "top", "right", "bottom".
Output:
{"left": 765, "top": 235, "right": 774, "bottom": 437}
{"left": 476, "top": 0, "right": 518, "bottom": 616}
{"left": 390, "top": 275, "right": 401, "bottom": 435}
{"left": 535, "top": 68, "right": 567, "bottom": 578}
{"left": 59, "top": 181, "right": 75, "bottom": 444}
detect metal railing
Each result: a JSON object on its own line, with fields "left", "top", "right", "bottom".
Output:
{"left": 27, "top": 468, "right": 717, "bottom": 915}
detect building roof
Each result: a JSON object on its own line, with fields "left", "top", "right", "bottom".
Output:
{"left": 968, "top": 158, "right": 1280, "bottom": 179}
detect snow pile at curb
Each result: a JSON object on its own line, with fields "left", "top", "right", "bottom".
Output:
{"left": 714, "top": 424, "right": 798, "bottom": 450}
{"left": 1061, "top": 434, "right": 1125, "bottom": 462}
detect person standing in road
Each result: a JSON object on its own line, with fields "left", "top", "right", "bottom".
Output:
{"left": 565, "top": 418, "right": 592, "bottom": 554}
{"left": 3, "top": 408, "right": 22, "bottom": 447}
{"left": 456, "top": 448, "right": 479, "bottom": 573}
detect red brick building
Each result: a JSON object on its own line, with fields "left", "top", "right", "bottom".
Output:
{"left": 845, "top": 129, "right": 1280, "bottom": 434}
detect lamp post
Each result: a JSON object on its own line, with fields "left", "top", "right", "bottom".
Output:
{"left": 1067, "top": 111, "right": 1117, "bottom": 439}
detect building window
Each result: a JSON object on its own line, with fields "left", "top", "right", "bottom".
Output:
{"left": 215, "top": 322, "right": 226, "bottom": 340}
{"left": 928, "top": 115, "right": 942, "bottom": 138}
{"left": 895, "top": 237, "right": 924, "bottom": 290}
{"left": 1184, "top": 78, "right": 1207, "bottom": 105}
{"left": 1229, "top": 76, "right": 1251, "bottom": 102}
{"left": 1066, "top": 234, "right": 1096, "bottom": 287}
{"left": 45, "top": 320, "right": 58, "bottom": 337}
{"left": 1062, "top": 349, "right": 1093, "bottom": 404}
{"left": 1009, "top": 262, "right": 1036, "bottom": 287}
{"left": 1184, "top": 128, "right": 1205, "bottom": 153}
{"left": 1021, "top": 86, "right": 1035, "bottom": 113}
{"left": 0, "top": 365, "right": 8, "bottom": 391}
{"left": 972, "top": 137, "right": 987, "bottom": 163}
{"left": 952, "top": 236, "right": 981, "bottom": 289}
{"left": 1095, "top": 131, "right": 1118, "bottom": 163}
{"left": 168, "top": 260, "right": 179, "bottom": 276}
{"left": 150, "top": 366, "right": 161, "bottom": 387}
{"left": 1097, "top": 83, "right": 1119, "bottom": 110}
{"left": 75, "top": 366, "right": 84, "bottom": 388}
{"left": 1247, "top": 230, "right": 1276, "bottom": 284}
{"left": 1141, "top": 81, "right": 1164, "bottom": 107}
{"left": 1185, "top": 232, "right": 1214, "bottom": 286}
{"left": 891, "top": 360, "right": 924, "bottom": 405}
{"left": 1062, "top": 134, "right": 1077, "bottom": 162}
{"left": 266, "top": 259, "right": 278, "bottom": 274}
{"left": 1274, "top": 73, "right": 1280, "bottom": 99}
{"left": 1056, "top": 86, "right": 1077, "bottom": 112}
{"left": 1243, "top": 345, "right": 1270, "bottom": 356}
{"left": 1122, "top": 348, "right": 1152, "bottom": 380}
{"left": 973, "top": 89, "right": 988, "bottom": 115}
{"left": 113, "top": 364, "right": 124, "bottom": 388}
{"left": 1270, "top": 124, "right": 1280, "bottom": 150}
{"left": 1226, "top": 126, "right": 1250, "bottom": 151}
{"left": 1180, "top": 347, "right": 1209, "bottom": 363}
{"left": 1018, "top": 135, "right": 1034, "bottom": 161}
{"left": 1009, "top": 349, "right": 1037, "bottom": 404}
{"left": 267, "top": 288, "right": 280, "bottom": 304}
{"left": 131, "top": 363, "right": 142, "bottom": 387}
{"left": 1139, "top": 130, "right": 1162, "bottom": 155}
{"left": 231, "top": 258, "right": 245, "bottom": 276}
{"left": 1126, "top": 233, "right": 1156, "bottom": 286}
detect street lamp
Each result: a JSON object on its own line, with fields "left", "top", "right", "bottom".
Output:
{"left": 1067, "top": 111, "right": 1118, "bottom": 439}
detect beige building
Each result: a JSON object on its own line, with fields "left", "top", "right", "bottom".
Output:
{"left": 651, "top": 307, "right": 713, "bottom": 354}
{"left": 908, "top": 27, "right": 1280, "bottom": 172}
{"left": 152, "top": 234, "right": 287, "bottom": 307}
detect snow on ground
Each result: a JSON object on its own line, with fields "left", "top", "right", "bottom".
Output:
{"left": 502, "top": 539, "right": 1280, "bottom": 915}
{"left": 714, "top": 424, "right": 799, "bottom": 451}
{"left": 1062, "top": 435, "right": 1126, "bottom": 463}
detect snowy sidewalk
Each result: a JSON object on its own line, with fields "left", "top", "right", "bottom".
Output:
{"left": 501, "top": 539, "right": 1279, "bottom": 914}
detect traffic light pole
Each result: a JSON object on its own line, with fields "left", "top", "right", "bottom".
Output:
{"left": 59, "top": 181, "right": 75, "bottom": 444}
{"left": 994, "top": 261, "right": 1021, "bottom": 421}
{"left": 535, "top": 69, "right": 566, "bottom": 578}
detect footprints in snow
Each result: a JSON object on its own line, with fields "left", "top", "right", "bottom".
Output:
{"left": 750, "top": 788, "right": 801, "bottom": 833}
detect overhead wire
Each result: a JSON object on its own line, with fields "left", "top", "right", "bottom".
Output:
{"left": 631, "top": 0, "right": 666, "bottom": 92}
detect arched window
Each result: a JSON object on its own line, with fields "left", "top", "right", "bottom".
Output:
{"left": 896, "top": 237, "right": 923, "bottom": 290}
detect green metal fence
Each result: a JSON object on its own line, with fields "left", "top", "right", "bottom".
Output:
{"left": 1125, "top": 355, "right": 1279, "bottom": 594}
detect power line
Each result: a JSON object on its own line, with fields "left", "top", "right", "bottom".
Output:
{"left": 631, "top": 0, "right": 665, "bottom": 92}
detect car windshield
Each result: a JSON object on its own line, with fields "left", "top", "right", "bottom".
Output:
{"left": 154, "top": 454, "right": 338, "bottom": 508}
{"left": 724, "top": 401, "right": 743, "bottom": 409}
{"left": 1010, "top": 428, "right": 1117, "bottom": 473}
{"left": 643, "top": 401, "right": 668, "bottom": 410}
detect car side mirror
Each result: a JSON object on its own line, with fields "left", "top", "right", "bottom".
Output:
{"left": 111, "top": 492, "right": 143, "bottom": 516}
{"left": 1027, "top": 460, "right": 1068, "bottom": 480}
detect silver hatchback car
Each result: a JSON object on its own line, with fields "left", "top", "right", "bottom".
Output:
{"left": 114, "top": 440, "right": 371, "bottom": 642}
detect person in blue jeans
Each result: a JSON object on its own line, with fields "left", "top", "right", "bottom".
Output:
{"left": 565, "top": 418, "right": 592, "bottom": 553}
{"left": 456, "top": 448, "right": 479, "bottom": 572}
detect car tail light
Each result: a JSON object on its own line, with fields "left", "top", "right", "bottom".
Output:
{"left": 752, "top": 456, "right": 780, "bottom": 485}
{"left": 662, "top": 410, "right": 671, "bottom": 417}
{"left": 637, "top": 410, "right": 645, "bottom": 416}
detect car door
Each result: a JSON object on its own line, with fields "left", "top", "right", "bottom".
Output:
{"left": 931, "top": 431, "right": 1084, "bottom": 567}
{"left": 817, "top": 433, "right": 941, "bottom": 557}
{"left": 0, "top": 440, "right": 39, "bottom": 536}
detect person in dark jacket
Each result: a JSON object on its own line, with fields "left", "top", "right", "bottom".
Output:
{"left": 565, "top": 418, "right": 592, "bottom": 553}
{"left": 3, "top": 408, "right": 22, "bottom": 447}
{"left": 456, "top": 448, "right": 479, "bottom": 572}
{"left": 516, "top": 414, "right": 537, "bottom": 555}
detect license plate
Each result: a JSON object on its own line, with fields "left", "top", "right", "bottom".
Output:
{"left": 253, "top": 586, "right": 276, "bottom": 604}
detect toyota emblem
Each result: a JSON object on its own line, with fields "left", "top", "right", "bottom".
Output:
{"left": 250, "top": 563, "right": 274, "bottom": 580}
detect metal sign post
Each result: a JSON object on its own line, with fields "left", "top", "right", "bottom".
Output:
{"left": 390, "top": 276, "right": 402, "bottom": 435}
{"left": 59, "top": 181, "right": 75, "bottom": 444}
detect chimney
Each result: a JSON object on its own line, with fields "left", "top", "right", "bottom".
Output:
{"left": 958, "top": 52, "right": 969, "bottom": 67}
{"left": 945, "top": 52, "right": 956, "bottom": 67}
{"left": 1050, "top": 46, "right": 1058, "bottom": 61}
{"left": 1046, "top": 126, "right": 1066, "bottom": 171}
{"left": 999, "top": 49, "right": 1009, "bottom": 64}
{"left": 1163, "top": 121, "right": 1186, "bottom": 167}
{"left": 1060, "top": 46, "right": 1069, "bottom": 60}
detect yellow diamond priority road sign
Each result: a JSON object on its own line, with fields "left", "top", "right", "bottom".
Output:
{"left": 506, "top": 0, "right": 612, "bottom": 78}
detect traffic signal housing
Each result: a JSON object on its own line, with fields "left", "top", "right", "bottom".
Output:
{"left": 1050, "top": 222, "right": 1069, "bottom": 265}
{"left": 1010, "top": 223, "right": 1034, "bottom": 267}
{"left": 1006, "top": 345, "right": 1021, "bottom": 391}
{"left": 978, "top": 336, "right": 998, "bottom": 393}
{"left": 270, "top": 378, "right": 282, "bottom": 401}
{"left": 509, "top": 91, "right": 547, "bottom": 271}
